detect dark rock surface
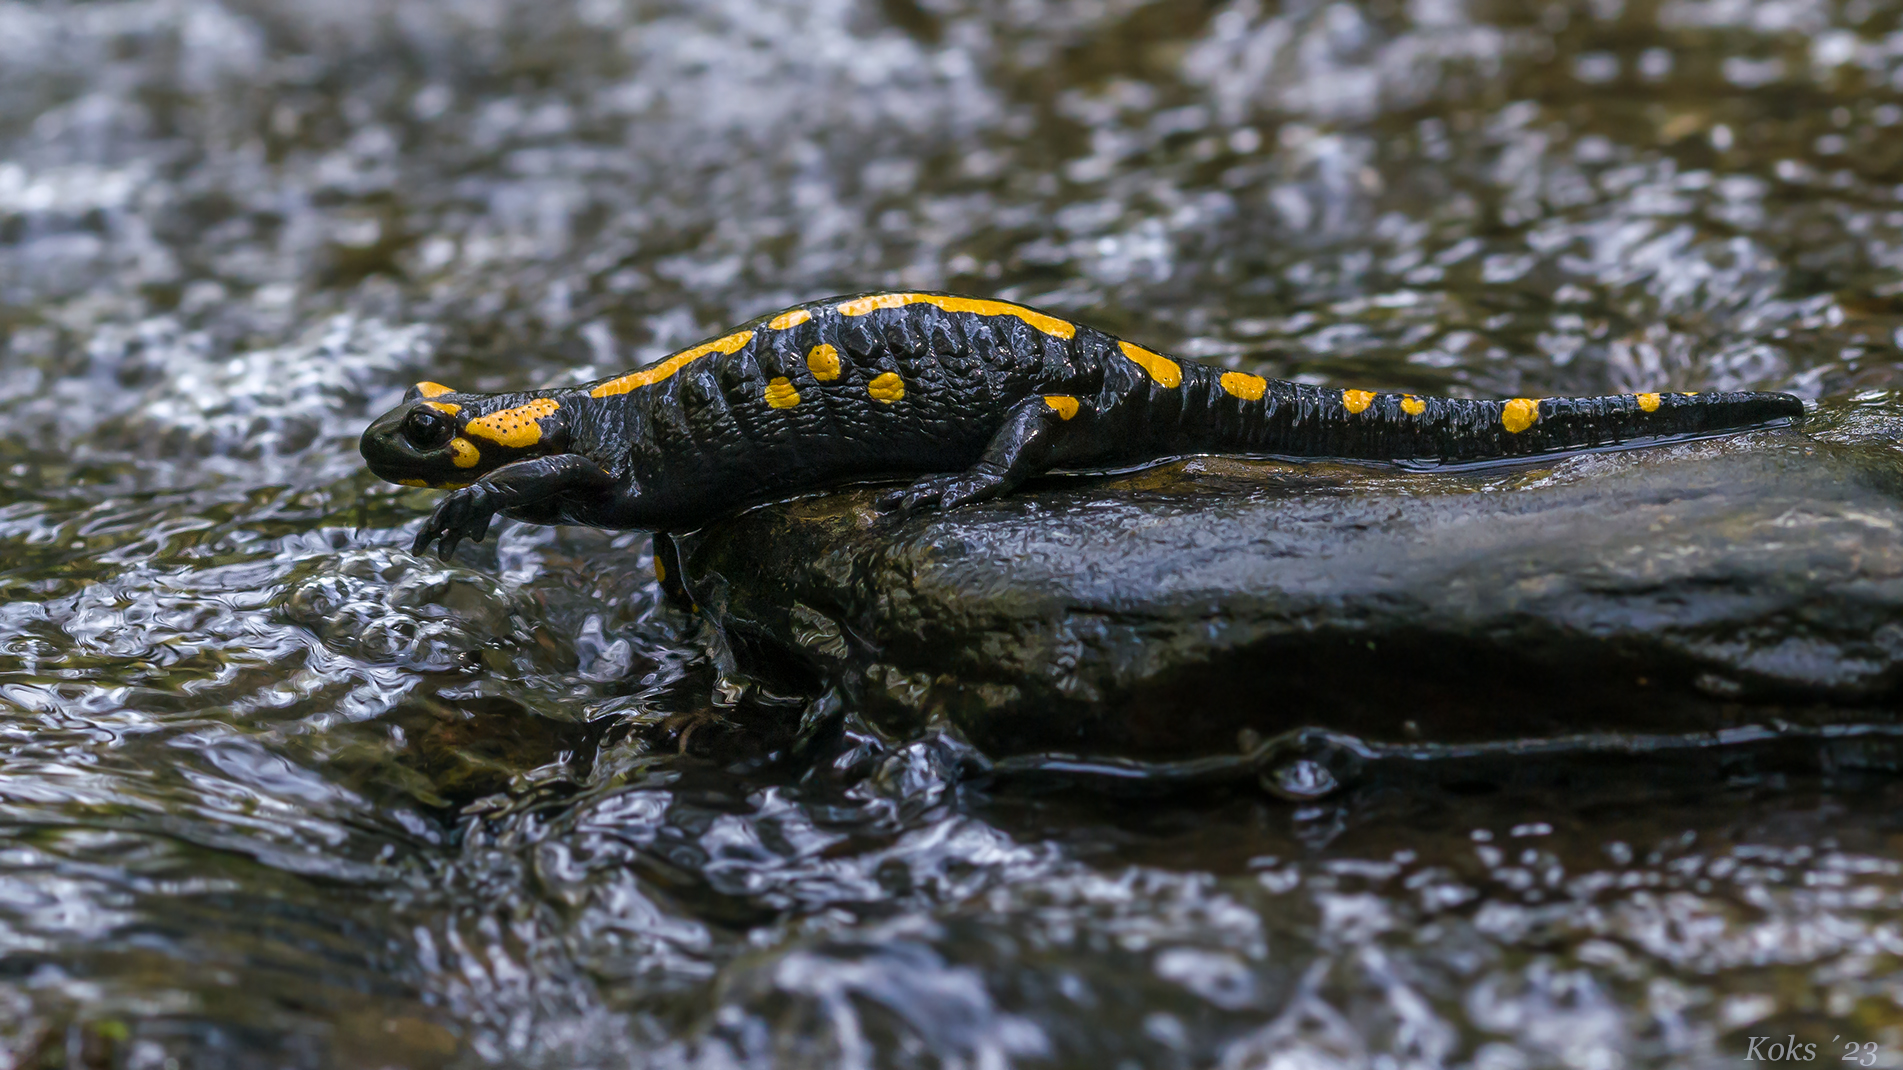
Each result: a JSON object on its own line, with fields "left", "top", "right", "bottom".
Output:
{"left": 685, "top": 409, "right": 1903, "bottom": 764}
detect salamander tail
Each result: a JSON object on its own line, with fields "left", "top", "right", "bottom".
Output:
{"left": 1397, "top": 389, "right": 1805, "bottom": 466}
{"left": 1190, "top": 368, "right": 1804, "bottom": 465}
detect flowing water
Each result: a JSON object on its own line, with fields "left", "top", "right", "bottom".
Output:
{"left": 3, "top": 0, "right": 1903, "bottom": 1065}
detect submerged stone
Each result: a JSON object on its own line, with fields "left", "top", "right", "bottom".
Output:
{"left": 679, "top": 410, "right": 1903, "bottom": 773}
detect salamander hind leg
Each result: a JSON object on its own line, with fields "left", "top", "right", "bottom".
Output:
{"left": 877, "top": 394, "right": 1094, "bottom": 516}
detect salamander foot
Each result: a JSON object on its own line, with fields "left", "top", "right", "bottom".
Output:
{"left": 876, "top": 468, "right": 1008, "bottom": 516}
{"left": 413, "top": 485, "right": 497, "bottom": 558}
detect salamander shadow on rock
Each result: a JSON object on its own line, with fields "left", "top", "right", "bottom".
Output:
{"left": 360, "top": 291, "right": 1804, "bottom": 555}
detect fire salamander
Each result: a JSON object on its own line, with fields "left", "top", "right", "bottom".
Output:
{"left": 361, "top": 291, "right": 1804, "bottom": 558}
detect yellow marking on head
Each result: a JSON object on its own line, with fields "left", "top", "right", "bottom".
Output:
{"left": 835, "top": 293, "right": 1076, "bottom": 339}
{"left": 448, "top": 437, "right": 481, "bottom": 468}
{"left": 1636, "top": 392, "right": 1662, "bottom": 412}
{"left": 807, "top": 344, "right": 842, "bottom": 381}
{"left": 1501, "top": 397, "right": 1540, "bottom": 434}
{"left": 415, "top": 382, "right": 454, "bottom": 398}
{"left": 1401, "top": 395, "right": 1426, "bottom": 416}
{"left": 769, "top": 308, "right": 812, "bottom": 331}
{"left": 1219, "top": 371, "right": 1267, "bottom": 402}
{"left": 398, "top": 479, "right": 430, "bottom": 488}
{"left": 1342, "top": 389, "right": 1376, "bottom": 414}
{"left": 1043, "top": 395, "right": 1080, "bottom": 420}
{"left": 867, "top": 372, "right": 906, "bottom": 403}
{"left": 765, "top": 377, "right": 801, "bottom": 409}
{"left": 465, "top": 398, "right": 559, "bottom": 448}
{"left": 423, "top": 400, "right": 462, "bottom": 416}
{"left": 590, "top": 330, "right": 756, "bottom": 398}
{"left": 1117, "top": 340, "right": 1181, "bottom": 388}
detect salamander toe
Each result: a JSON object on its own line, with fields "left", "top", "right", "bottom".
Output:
{"left": 876, "top": 470, "right": 1011, "bottom": 516}
{"left": 414, "top": 485, "right": 498, "bottom": 558}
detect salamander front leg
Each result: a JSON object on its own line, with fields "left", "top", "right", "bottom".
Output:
{"left": 877, "top": 395, "right": 1093, "bottom": 515}
{"left": 414, "top": 454, "right": 615, "bottom": 557}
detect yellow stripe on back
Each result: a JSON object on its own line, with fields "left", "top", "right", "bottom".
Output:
{"left": 590, "top": 331, "right": 756, "bottom": 398}
{"left": 835, "top": 293, "right": 1076, "bottom": 340}
{"left": 1219, "top": 371, "right": 1267, "bottom": 401}
{"left": 1117, "top": 341, "right": 1181, "bottom": 388}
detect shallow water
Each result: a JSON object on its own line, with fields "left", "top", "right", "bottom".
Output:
{"left": 4, "top": 0, "right": 1903, "bottom": 1064}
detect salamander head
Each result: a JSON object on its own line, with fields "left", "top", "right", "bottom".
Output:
{"left": 360, "top": 382, "right": 569, "bottom": 488}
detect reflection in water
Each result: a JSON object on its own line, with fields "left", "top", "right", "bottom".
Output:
{"left": 2, "top": 0, "right": 1902, "bottom": 1064}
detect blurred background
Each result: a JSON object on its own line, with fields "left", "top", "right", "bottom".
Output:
{"left": 2, "top": 0, "right": 1903, "bottom": 1065}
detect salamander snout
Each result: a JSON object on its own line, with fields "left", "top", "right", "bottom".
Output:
{"left": 360, "top": 393, "right": 481, "bottom": 488}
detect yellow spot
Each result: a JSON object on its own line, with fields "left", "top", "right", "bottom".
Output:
{"left": 590, "top": 330, "right": 755, "bottom": 398}
{"left": 765, "top": 377, "right": 801, "bottom": 409}
{"left": 448, "top": 437, "right": 481, "bottom": 468}
{"left": 769, "top": 308, "right": 812, "bottom": 330}
{"left": 415, "top": 382, "right": 454, "bottom": 398}
{"left": 1043, "top": 395, "right": 1080, "bottom": 420}
{"left": 1401, "top": 395, "right": 1425, "bottom": 416}
{"left": 835, "top": 293, "right": 1076, "bottom": 339}
{"left": 1502, "top": 397, "right": 1540, "bottom": 433}
{"left": 807, "top": 344, "right": 842, "bottom": 381}
{"left": 423, "top": 400, "right": 461, "bottom": 415}
{"left": 1219, "top": 371, "right": 1267, "bottom": 401}
{"left": 465, "top": 398, "right": 560, "bottom": 447}
{"left": 1342, "top": 389, "right": 1376, "bottom": 414}
{"left": 653, "top": 555, "right": 666, "bottom": 583}
{"left": 442, "top": 482, "right": 470, "bottom": 490}
{"left": 1636, "top": 392, "right": 1661, "bottom": 412}
{"left": 1117, "top": 341, "right": 1181, "bottom": 388}
{"left": 398, "top": 479, "right": 429, "bottom": 488}
{"left": 867, "top": 372, "right": 906, "bottom": 403}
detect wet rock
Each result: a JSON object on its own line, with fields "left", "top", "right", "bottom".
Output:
{"left": 682, "top": 414, "right": 1903, "bottom": 765}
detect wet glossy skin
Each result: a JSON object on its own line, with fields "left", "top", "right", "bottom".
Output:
{"left": 361, "top": 291, "right": 1804, "bottom": 555}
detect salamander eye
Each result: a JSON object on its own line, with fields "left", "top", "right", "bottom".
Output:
{"left": 401, "top": 408, "right": 454, "bottom": 450}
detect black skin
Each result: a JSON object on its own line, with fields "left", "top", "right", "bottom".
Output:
{"left": 359, "top": 291, "right": 1806, "bottom": 559}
